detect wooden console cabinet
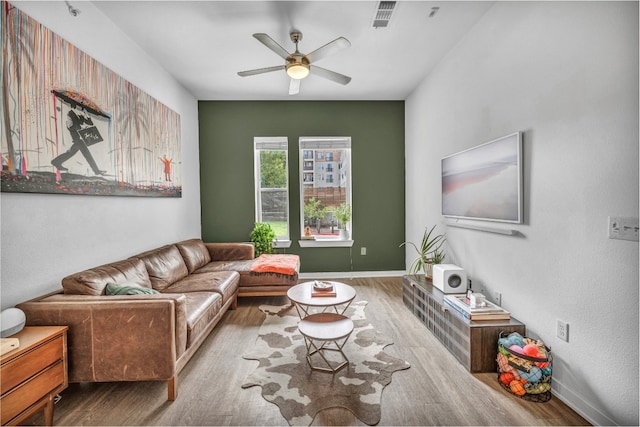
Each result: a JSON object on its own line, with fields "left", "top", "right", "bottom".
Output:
{"left": 1, "top": 326, "right": 68, "bottom": 426}
{"left": 403, "top": 275, "right": 525, "bottom": 373}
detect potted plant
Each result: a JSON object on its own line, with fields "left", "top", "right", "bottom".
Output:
{"left": 400, "top": 225, "right": 446, "bottom": 279}
{"left": 304, "top": 197, "right": 327, "bottom": 233}
{"left": 250, "top": 222, "right": 276, "bottom": 257}
{"left": 333, "top": 202, "right": 351, "bottom": 239}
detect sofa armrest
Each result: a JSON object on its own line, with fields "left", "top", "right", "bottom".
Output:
{"left": 17, "top": 293, "right": 188, "bottom": 383}
{"left": 205, "top": 242, "right": 254, "bottom": 261}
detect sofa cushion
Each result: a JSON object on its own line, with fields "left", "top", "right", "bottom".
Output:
{"left": 204, "top": 242, "right": 254, "bottom": 261}
{"left": 250, "top": 254, "right": 300, "bottom": 276}
{"left": 163, "top": 271, "right": 239, "bottom": 305}
{"left": 105, "top": 283, "right": 160, "bottom": 295}
{"left": 62, "top": 258, "right": 152, "bottom": 296}
{"left": 182, "top": 292, "right": 223, "bottom": 348}
{"left": 175, "top": 239, "right": 211, "bottom": 273}
{"left": 133, "top": 245, "right": 189, "bottom": 291}
{"left": 194, "top": 259, "right": 253, "bottom": 275}
{"left": 195, "top": 259, "right": 298, "bottom": 286}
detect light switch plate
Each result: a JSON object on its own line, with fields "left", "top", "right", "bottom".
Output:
{"left": 608, "top": 216, "right": 639, "bottom": 241}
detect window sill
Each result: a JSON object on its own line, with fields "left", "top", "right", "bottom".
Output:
{"left": 298, "top": 239, "right": 354, "bottom": 248}
{"left": 272, "top": 240, "right": 292, "bottom": 249}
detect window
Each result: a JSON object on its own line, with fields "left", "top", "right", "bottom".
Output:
{"left": 299, "top": 137, "right": 352, "bottom": 245}
{"left": 254, "top": 137, "right": 290, "bottom": 246}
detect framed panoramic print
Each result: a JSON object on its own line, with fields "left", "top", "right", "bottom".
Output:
{"left": 1, "top": 1, "right": 182, "bottom": 197}
{"left": 441, "top": 132, "right": 522, "bottom": 223}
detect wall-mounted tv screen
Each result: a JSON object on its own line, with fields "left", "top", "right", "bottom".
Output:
{"left": 442, "top": 132, "right": 522, "bottom": 223}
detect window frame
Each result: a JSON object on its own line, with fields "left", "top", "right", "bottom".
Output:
{"left": 298, "top": 136, "right": 353, "bottom": 248}
{"left": 254, "top": 137, "right": 291, "bottom": 248}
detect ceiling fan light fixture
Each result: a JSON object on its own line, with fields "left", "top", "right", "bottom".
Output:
{"left": 239, "top": 31, "right": 351, "bottom": 93}
{"left": 286, "top": 63, "right": 310, "bottom": 80}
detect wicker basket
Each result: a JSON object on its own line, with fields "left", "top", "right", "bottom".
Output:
{"left": 497, "top": 332, "right": 552, "bottom": 402}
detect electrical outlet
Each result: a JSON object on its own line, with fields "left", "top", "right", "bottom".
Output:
{"left": 494, "top": 292, "right": 501, "bottom": 306}
{"left": 360, "top": 247, "right": 367, "bottom": 255}
{"left": 557, "top": 320, "right": 569, "bottom": 342}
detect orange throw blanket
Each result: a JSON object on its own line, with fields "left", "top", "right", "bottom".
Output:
{"left": 250, "top": 254, "right": 299, "bottom": 276}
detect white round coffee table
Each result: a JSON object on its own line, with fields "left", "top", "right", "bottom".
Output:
{"left": 298, "top": 312, "right": 354, "bottom": 372}
{"left": 287, "top": 281, "right": 356, "bottom": 318}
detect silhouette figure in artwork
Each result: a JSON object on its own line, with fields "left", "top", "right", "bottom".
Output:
{"left": 51, "top": 103, "right": 106, "bottom": 175}
{"left": 160, "top": 155, "right": 172, "bottom": 181}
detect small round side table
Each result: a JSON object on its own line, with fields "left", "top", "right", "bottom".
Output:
{"left": 297, "top": 312, "right": 354, "bottom": 373}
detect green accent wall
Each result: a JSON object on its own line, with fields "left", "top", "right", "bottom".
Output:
{"left": 198, "top": 101, "right": 405, "bottom": 273}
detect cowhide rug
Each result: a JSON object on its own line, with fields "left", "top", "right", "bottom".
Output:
{"left": 242, "top": 301, "right": 410, "bottom": 426}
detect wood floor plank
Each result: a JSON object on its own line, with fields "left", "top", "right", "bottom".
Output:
{"left": 24, "top": 277, "right": 589, "bottom": 426}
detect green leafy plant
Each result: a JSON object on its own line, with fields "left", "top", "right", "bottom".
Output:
{"left": 304, "top": 197, "right": 327, "bottom": 231}
{"left": 250, "top": 222, "right": 275, "bottom": 257}
{"left": 399, "top": 225, "right": 446, "bottom": 275}
{"left": 333, "top": 203, "right": 351, "bottom": 229}
{"left": 428, "top": 246, "right": 446, "bottom": 264}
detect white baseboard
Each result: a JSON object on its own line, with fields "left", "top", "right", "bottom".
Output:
{"left": 552, "top": 378, "right": 617, "bottom": 426}
{"left": 299, "top": 270, "right": 406, "bottom": 280}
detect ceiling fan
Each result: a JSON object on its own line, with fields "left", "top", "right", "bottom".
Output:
{"left": 237, "top": 31, "right": 352, "bottom": 95}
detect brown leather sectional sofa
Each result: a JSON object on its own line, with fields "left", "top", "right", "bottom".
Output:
{"left": 17, "top": 238, "right": 299, "bottom": 401}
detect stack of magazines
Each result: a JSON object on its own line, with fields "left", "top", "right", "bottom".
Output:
{"left": 443, "top": 294, "right": 510, "bottom": 321}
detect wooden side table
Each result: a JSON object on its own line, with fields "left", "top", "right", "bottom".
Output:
{"left": 1, "top": 326, "right": 68, "bottom": 426}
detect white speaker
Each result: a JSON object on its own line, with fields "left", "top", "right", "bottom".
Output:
{"left": 1, "top": 308, "right": 26, "bottom": 338}
{"left": 432, "top": 264, "right": 467, "bottom": 294}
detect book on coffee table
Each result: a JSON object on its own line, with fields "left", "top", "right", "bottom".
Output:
{"left": 311, "top": 289, "right": 337, "bottom": 297}
{"left": 311, "top": 281, "right": 336, "bottom": 297}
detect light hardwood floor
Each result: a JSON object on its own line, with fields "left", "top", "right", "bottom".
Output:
{"left": 27, "top": 277, "right": 590, "bottom": 426}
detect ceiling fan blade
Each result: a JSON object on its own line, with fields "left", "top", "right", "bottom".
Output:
{"left": 304, "top": 37, "right": 350, "bottom": 63}
{"left": 253, "top": 33, "right": 290, "bottom": 60}
{"left": 310, "top": 66, "right": 352, "bottom": 85}
{"left": 237, "top": 65, "right": 285, "bottom": 77}
{"left": 289, "top": 78, "right": 300, "bottom": 95}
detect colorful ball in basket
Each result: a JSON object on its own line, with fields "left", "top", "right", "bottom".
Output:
{"left": 525, "top": 382, "right": 551, "bottom": 394}
{"left": 497, "top": 353, "right": 520, "bottom": 379}
{"left": 507, "top": 332, "right": 525, "bottom": 346}
{"left": 536, "top": 360, "right": 550, "bottom": 369}
{"left": 523, "top": 343, "right": 540, "bottom": 357}
{"left": 509, "top": 380, "right": 526, "bottom": 396}
{"left": 519, "top": 366, "right": 542, "bottom": 383}
{"left": 498, "top": 332, "right": 525, "bottom": 348}
{"left": 509, "top": 344, "right": 524, "bottom": 354}
{"left": 499, "top": 372, "right": 515, "bottom": 386}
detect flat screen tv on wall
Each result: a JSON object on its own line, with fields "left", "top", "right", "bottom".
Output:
{"left": 441, "top": 132, "right": 522, "bottom": 224}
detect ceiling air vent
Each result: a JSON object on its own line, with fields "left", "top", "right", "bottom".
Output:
{"left": 372, "top": 1, "right": 396, "bottom": 29}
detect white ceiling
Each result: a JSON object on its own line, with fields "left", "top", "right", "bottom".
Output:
{"left": 92, "top": 1, "right": 494, "bottom": 100}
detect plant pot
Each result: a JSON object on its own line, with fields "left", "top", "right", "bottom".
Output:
{"left": 424, "top": 263, "right": 434, "bottom": 280}
{"left": 339, "top": 229, "right": 350, "bottom": 240}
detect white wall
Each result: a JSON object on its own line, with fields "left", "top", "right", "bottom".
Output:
{"left": 405, "top": 2, "right": 638, "bottom": 425}
{"left": 1, "top": 2, "right": 201, "bottom": 309}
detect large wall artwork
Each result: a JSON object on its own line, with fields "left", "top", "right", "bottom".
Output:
{"left": 1, "top": 1, "right": 182, "bottom": 197}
